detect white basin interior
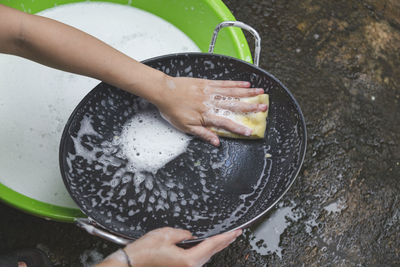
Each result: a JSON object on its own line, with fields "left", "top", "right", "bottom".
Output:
{"left": 0, "top": 2, "right": 200, "bottom": 208}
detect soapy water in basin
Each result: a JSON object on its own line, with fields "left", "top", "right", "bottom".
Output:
{"left": 0, "top": 2, "right": 200, "bottom": 208}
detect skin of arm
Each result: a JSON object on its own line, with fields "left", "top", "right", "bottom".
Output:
{"left": 0, "top": 4, "right": 167, "bottom": 104}
{"left": 0, "top": 4, "right": 267, "bottom": 146}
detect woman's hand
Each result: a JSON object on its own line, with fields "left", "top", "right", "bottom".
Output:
{"left": 97, "top": 227, "right": 242, "bottom": 267}
{"left": 154, "top": 76, "right": 267, "bottom": 146}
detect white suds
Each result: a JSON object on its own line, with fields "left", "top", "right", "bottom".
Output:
{"left": 120, "top": 110, "right": 192, "bottom": 174}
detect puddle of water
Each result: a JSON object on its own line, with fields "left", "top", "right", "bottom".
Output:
{"left": 304, "top": 210, "right": 319, "bottom": 234}
{"left": 249, "top": 201, "right": 300, "bottom": 258}
{"left": 248, "top": 198, "right": 347, "bottom": 258}
{"left": 323, "top": 198, "right": 346, "bottom": 215}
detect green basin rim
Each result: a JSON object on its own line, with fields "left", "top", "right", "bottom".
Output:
{"left": 0, "top": 183, "right": 85, "bottom": 222}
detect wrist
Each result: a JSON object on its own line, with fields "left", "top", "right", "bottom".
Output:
{"left": 146, "top": 71, "right": 170, "bottom": 107}
{"left": 121, "top": 248, "right": 133, "bottom": 267}
{"left": 122, "top": 64, "right": 168, "bottom": 106}
{"left": 95, "top": 249, "right": 133, "bottom": 267}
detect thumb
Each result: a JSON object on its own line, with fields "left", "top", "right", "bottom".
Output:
{"left": 187, "top": 229, "right": 242, "bottom": 264}
{"left": 164, "top": 228, "right": 193, "bottom": 244}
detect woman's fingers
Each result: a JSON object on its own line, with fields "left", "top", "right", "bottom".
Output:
{"left": 210, "top": 87, "right": 264, "bottom": 97}
{"left": 214, "top": 100, "right": 268, "bottom": 113}
{"left": 207, "top": 80, "right": 251, "bottom": 88}
{"left": 189, "top": 126, "right": 220, "bottom": 147}
{"left": 204, "top": 114, "right": 252, "bottom": 137}
{"left": 145, "top": 227, "right": 193, "bottom": 244}
{"left": 155, "top": 77, "right": 266, "bottom": 145}
{"left": 165, "top": 228, "right": 193, "bottom": 244}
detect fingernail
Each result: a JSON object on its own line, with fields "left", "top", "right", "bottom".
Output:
{"left": 234, "top": 229, "right": 242, "bottom": 238}
{"left": 256, "top": 88, "right": 264, "bottom": 94}
{"left": 242, "top": 82, "right": 251, "bottom": 87}
{"left": 244, "top": 128, "right": 252, "bottom": 136}
{"left": 212, "top": 137, "right": 220, "bottom": 146}
{"left": 259, "top": 104, "right": 268, "bottom": 110}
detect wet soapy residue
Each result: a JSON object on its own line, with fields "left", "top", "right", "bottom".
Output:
{"left": 204, "top": 95, "right": 246, "bottom": 133}
{"left": 63, "top": 42, "right": 304, "bottom": 237}
{"left": 204, "top": 145, "right": 272, "bottom": 236}
{"left": 65, "top": 92, "right": 274, "bottom": 237}
{"left": 207, "top": 96, "right": 239, "bottom": 120}
{"left": 0, "top": 1, "right": 199, "bottom": 207}
{"left": 323, "top": 198, "right": 347, "bottom": 215}
{"left": 249, "top": 196, "right": 348, "bottom": 258}
{"left": 249, "top": 201, "right": 300, "bottom": 258}
{"left": 120, "top": 110, "right": 192, "bottom": 175}
{"left": 204, "top": 93, "right": 267, "bottom": 136}
{"left": 62, "top": 75, "right": 307, "bottom": 238}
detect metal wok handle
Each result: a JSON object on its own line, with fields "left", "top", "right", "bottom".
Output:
{"left": 75, "top": 218, "right": 132, "bottom": 245}
{"left": 75, "top": 218, "right": 199, "bottom": 248}
{"left": 208, "top": 21, "right": 261, "bottom": 66}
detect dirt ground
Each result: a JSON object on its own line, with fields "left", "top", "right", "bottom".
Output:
{"left": 1, "top": 0, "right": 399, "bottom": 266}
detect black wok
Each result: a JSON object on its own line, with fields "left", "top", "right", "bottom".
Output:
{"left": 59, "top": 21, "right": 306, "bottom": 246}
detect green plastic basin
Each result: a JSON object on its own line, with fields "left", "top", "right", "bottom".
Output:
{"left": 0, "top": 0, "right": 252, "bottom": 222}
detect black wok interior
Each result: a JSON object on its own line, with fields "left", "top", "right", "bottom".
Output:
{"left": 59, "top": 53, "right": 306, "bottom": 241}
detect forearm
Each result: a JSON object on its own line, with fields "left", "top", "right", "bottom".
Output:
{"left": 0, "top": 5, "right": 264, "bottom": 144}
{"left": 0, "top": 4, "right": 166, "bottom": 104}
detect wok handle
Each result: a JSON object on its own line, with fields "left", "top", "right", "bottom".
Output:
{"left": 75, "top": 218, "right": 132, "bottom": 245}
{"left": 208, "top": 21, "right": 261, "bottom": 66}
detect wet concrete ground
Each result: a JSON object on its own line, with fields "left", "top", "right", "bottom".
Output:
{"left": 1, "top": 0, "right": 399, "bottom": 266}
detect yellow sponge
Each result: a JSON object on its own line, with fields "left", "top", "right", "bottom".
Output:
{"left": 210, "top": 94, "right": 269, "bottom": 139}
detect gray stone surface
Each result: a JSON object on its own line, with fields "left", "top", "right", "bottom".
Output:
{"left": 1, "top": 0, "right": 399, "bottom": 266}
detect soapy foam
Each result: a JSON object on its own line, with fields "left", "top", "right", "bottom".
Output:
{"left": 204, "top": 95, "right": 248, "bottom": 128}
{"left": 0, "top": 2, "right": 199, "bottom": 208}
{"left": 120, "top": 110, "right": 192, "bottom": 174}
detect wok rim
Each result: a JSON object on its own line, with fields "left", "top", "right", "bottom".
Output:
{"left": 59, "top": 52, "right": 307, "bottom": 243}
